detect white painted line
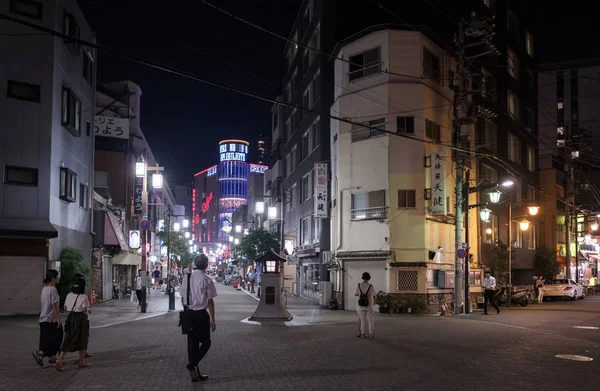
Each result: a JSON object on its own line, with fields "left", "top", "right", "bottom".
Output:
{"left": 573, "top": 326, "right": 599, "bottom": 330}
{"left": 555, "top": 354, "right": 594, "bottom": 362}
{"left": 240, "top": 317, "right": 310, "bottom": 327}
{"left": 91, "top": 312, "right": 168, "bottom": 329}
{"left": 240, "top": 288, "right": 259, "bottom": 302}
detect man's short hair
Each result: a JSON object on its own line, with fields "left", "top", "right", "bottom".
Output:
{"left": 193, "top": 254, "right": 209, "bottom": 270}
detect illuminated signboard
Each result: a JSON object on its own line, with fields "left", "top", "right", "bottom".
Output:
{"left": 250, "top": 164, "right": 268, "bottom": 174}
{"left": 202, "top": 192, "right": 213, "bottom": 214}
{"left": 221, "top": 218, "right": 232, "bottom": 233}
{"left": 207, "top": 166, "right": 217, "bottom": 176}
{"left": 219, "top": 142, "right": 247, "bottom": 162}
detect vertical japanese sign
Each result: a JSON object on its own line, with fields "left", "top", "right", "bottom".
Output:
{"left": 134, "top": 177, "right": 143, "bottom": 215}
{"left": 430, "top": 152, "right": 447, "bottom": 216}
{"left": 314, "top": 163, "right": 328, "bottom": 218}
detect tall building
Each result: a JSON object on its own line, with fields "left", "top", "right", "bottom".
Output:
{"left": 192, "top": 140, "right": 267, "bottom": 260}
{"left": 275, "top": 0, "right": 537, "bottom": 306}
{"left": 538, "top": 59, "right": 600, "bottom": 279}
{"left": 0, "top": 0, "right": 95, "bottom": 315}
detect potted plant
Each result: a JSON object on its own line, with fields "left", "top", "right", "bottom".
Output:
{"left": 375, "top": 291, "right": 391, "bottom": 313}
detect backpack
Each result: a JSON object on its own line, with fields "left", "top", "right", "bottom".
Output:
{"left": 357, "top": 284, "right": 371, "bottom": 307}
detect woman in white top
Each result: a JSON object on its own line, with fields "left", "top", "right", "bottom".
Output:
{"left": 32, "top": 270, "right": 63, "bottom": 367}
{"left": 56, "top": 278, "right": 91, "bottom": 371}
{"left": 355, "top": 272, "right": 376, "bottom": 339}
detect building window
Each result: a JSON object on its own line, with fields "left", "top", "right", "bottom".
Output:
{"left": 526, "top": 108, "right": 534, "bottom": 132}
{"left": 527, "top": 146, "right": 535, "bottom": 172}
{"left": 425, "top": 119, "right": 441, "bottom": 142}
{"left": 423, "top": 48, "right": 441, "bottom": 83}
{"left": 312, "top": 215, "right": 321, "bottom": 243}
{"left": 507, "top": 90, "right": 519, "bottom": 119}
{"left": 4, "top": 165, "right": 38, "bottom": 186}
{"left": 291, "top": 70, "right": 297, "bottom": 93}
{"left": 527, "top": 185, "right": 535, "bottom": 201}
{"left": 7, "top": 80, "right": 40, "bottom": 103}
{"left": 481, "top": 214, "right": 499, "bottom": 245}
{"left": 83, "top": 49, "right": 94, "bottom": 86}
{"left": 483, "top": 119, "right": 497, "bottom": 151}
{"left": 348, "top": 47, "right": 382, "bottom": 82}
{"left": 508, "top": 133, "right": 521, "bottom": 163}
{"left": 481, "top": 164, "right": 498, "bottom": 183}
{"left": 63, "top": 12, "right": 81, "bottom": 54}
{"left": 507, "top": 9, "right": 519, "bottom": 40}
{"left": 60, "top": 167, "right": 77, "bottom": 203}
{"left": 302, "top": 49, "right": 310, "bottom": 76}
{"left": 61, "top": 87, "right": 81, "bottom": 136}
{"left": 525, "top": 30, "right": 534, "bottom": 57}
{"left": 480, "top": 67, "right": 496, "bottom": 100}
{"left": 398, "top": 190, "right": 416, "bottom": 209}
{"left": 310, "top": 72, "right": 320, "bottom": 106}
{"left": 79, "top": 183, "right": 88, "bottom": 208}
{"left": 309, "top": 24, "right": 320, "bottom": 63}
{"left": 397, "top": 116, "right": 415, "bottom": 134}
{"left": 300, "top": 216, "right": 311, "bottom": 245}
{"left": 301, "top": 89, "right": 309, "bottom": 121}
{"left": 351, "top": 118, "right": 386, "bottom": 142}
{"left": 301, "top": 129, "right": 314, "bottom": 161}
{"left": 310, "top": 117, "right": 319, "bottom": 150}
{"left": 351, "top": 190, "right": 387, "bottom": 221}
{"left": 301, "top": 172, "right": 312, "bottom": 201}
{"left": 9, "top": 0, "right": 42, "bottom": 19}
{"left": 507, "top": 47, "right": 519, "bottom": 80}
{"left": 285, "top": 119, "right": 291, "bottom": 142}
{"left": 527, "top": 225, "right": 537, "bottom": 250}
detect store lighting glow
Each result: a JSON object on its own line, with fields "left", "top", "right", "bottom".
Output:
{"left": 234, "top": 238, "right": 240, "bottom": 245}
{"left": 268, "top": 206, "right": 278, "bottom": 219}
{"left": 183, "top": 219, "right": 189, "bottom": 228}
{"left": 479, "top": 207, "right": 491, "bottom": 222}
{"left": 173, "top": 222, "right": 180, "bottom": 232}
{"left": 235, "top": 225, "right": 242, "bottom": 233}
{"left": 489, "top": 191, "right": 502, "bottom": 204}
{"left": 135, "top": 161, "right": 146, "bottom": 177}
{"left": 255, "top": 201, "right": 265, "bottom": 213}
{"left": 152, "top": 173, "right": 163, "bottom": 189}
{"left": 519, "top": 219, "right": 530, "bottom": 231}
{"left": 229, "top": 236, "right": 234, "bottom": 242}
{"left": 528, "top": 206, "right": 540, "bottom": 216}
{"left": 592, "top": 223, "right": 599, "bottom": 231}
{"left": 266, "top": 260, "right": 276, "bottom": 273}
{"left": 485, "top": 228, "right": 493, "bottom": 235}
{"left": 185, "top": 232, "right": 190, "bottom": 239}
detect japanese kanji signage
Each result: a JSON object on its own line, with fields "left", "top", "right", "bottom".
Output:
{"left": 314, "top": 163, "right": 328, "bottom": 218}
{"left": 94, "top": 116, "right": 129, "bottom": 139}
{"left": 134, "top": 177, "right": 143, "bottom": 215}
{"left": 430, "top": 152, "right": 447, "bottom": 216}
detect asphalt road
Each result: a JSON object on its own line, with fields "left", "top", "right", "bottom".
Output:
{"left": 0, "top": 285, "right": 598, "bottom": 390}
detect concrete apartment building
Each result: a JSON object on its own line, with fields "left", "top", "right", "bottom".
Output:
{"left": 0, "top": 0, "right": 95, "bottom": 315}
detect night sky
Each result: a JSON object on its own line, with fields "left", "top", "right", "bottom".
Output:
{"left": 80, "top": 0, "right": 592, "bottom": 185}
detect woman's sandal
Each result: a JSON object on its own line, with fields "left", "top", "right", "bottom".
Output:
{"left": 55, "top": 361, "right": 64, "bottom": 372}
{"left": 78, "top": 362, "right": 90, "bottom": 369}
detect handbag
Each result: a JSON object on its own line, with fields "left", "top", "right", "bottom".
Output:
{"left": 64, "top": 294, "right": 80, "bottom": 332}
{"left": 178, "top": 273, "right": 194, "bottom": 334}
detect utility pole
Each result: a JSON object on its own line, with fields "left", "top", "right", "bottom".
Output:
{"left": 564, "top": 124, "right": 574, "bottom": 280}
{"left": 453, "top": 13, "right": 499, "bottom": 314}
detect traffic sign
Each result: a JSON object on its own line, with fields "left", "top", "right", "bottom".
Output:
{"left": 140, "top": 219, "right": 151, "bottom": 231}
{"left": 456, "top": 248, "right": 467, "bottom": 259}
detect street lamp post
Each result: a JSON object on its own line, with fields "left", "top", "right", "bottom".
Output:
{"left": 163, "top": 208, "right": 175, "bottom": 311}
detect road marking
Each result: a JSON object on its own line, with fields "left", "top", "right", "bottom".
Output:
{"left": 91, "top": 312, "right": 168, "bottom": 329}
{"left": 573, "top": 326, "right": 599, "bottom": 330}
{"left": 240, "top": 288, "right": 260, "bottom": 302}
{"left": 555, "top": 354, "right": 594, "bottom": 362}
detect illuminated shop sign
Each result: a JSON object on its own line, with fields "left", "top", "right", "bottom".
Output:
{"left": 219, "top": 142, "right": 247, "bottom": 162}
{"left": 222, "top": 218, "right": 232, "bottom": 233}
{"left": 250, "top": 164, "right": 268, "bottom": 174}
{"left": 207, "top": 166, "right": 217, "bottom": 176}
{"left": 202, "top": 192, "right": 213, "bottom": 214}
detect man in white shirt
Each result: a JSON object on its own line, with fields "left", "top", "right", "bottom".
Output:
{"left": 180, "top": 254, "right": 217, "bottom": 382}
{"left": 483, "top": 270, "right": 500, "bottom": 315}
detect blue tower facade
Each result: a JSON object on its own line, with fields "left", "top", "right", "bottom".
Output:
{"left": 217, "top": 140, "right": 249, "bottom": 242}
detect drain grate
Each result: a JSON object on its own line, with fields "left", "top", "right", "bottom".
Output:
{"left": 555, "top": 354, "right": 594, "bottom": 362}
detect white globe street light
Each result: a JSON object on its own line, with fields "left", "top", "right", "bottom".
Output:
{"left": 479, "top": 207, "right": 491, "bottom": 222}
{"left": 489, "top": 191, "right": 502, "bottom": 204}
{"left": 528, "top": 206, "right": 540, "bottom": 216}
{"left": 519, "top": 219, "right": 530, "bottom": 231}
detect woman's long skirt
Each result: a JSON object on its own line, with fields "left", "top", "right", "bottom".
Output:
{"left": 39, "top": 322, "right": 63, "bottom": 357}
{"left": 60, "top": 312, "right": 88, "bottom": 353}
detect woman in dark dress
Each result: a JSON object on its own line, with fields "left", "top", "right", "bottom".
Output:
{"left": 55, "top": 278, "right": 91, "bottom": 371}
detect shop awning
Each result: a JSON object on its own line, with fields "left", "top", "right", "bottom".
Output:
{"left": 0, "top": 218, "right": 58, "bottom": 239}
{"left": 104, "top": 213, "right": 129, "bottom": 252}
{"left": 112, "top": 253, "right": 141, "bottom": 266}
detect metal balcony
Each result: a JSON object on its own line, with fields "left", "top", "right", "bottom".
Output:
{"left": 350, "top": 206, "right": 388, "bottom": 221}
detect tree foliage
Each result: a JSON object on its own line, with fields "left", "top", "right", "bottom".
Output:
{"left": 235, "top": 228, "right": 280, "bottom": 268}
{"left": 487, "top": 240, "right": 514, "bottom": 283}
{"left": 57, "top": 247, "right": 91, "bottom": 304}
{"left": 534, "top": 245, "right": 560, "bottom": 280}
{"left": 156, "top": 229, "right": 194, "bottom": 268}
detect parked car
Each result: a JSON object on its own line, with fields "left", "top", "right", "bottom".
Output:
{"left": 543, "top": 279, "right": 585, "bottom": 300}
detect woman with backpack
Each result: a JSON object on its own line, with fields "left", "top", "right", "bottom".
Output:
{"left": 355, "top": 272, "right": 376, "bottom": 339}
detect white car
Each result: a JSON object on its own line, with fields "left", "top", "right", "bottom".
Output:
{"left": 543, "top": 279, "right": 585, "bottom": 300}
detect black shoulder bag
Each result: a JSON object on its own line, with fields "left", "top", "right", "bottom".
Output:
{"left": 178, "top": 273, "right": 194, "bottom": 334}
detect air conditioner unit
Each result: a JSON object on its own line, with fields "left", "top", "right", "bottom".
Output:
{"left": 319, "top": 281, "right": 333, "bottom": 306}
{"left": 322, "top": 251, "right": 333, "bottom": 264}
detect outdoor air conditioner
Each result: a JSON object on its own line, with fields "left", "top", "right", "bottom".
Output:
{"left": 319, "top": 281, "right": 333, "bottom": 306}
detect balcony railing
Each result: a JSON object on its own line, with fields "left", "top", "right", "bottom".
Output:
{"left": 351, "top": 126, "right": 386, "bottom": 142}
{"left": 350, "top": 206, "right": 388, "bottom": 221}
{"left": 347, "top": 62, "right": 383, "bottom": 83}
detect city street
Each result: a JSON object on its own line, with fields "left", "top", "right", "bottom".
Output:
{"left": 0, "top": 284, "right": 598, "bottom": 390}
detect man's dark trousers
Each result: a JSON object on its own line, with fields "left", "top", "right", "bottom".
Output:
{"left": 187, "top": 309, "right": 212, "bottom": 368}
{"left": 484, "top": 289, "right": 500, "bottom": 314}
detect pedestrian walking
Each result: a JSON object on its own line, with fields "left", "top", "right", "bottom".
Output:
{"left": 180, "top": 254, "right": 217, "bottom": 382}
{"left": 153, "top": 267, "right": 161, "bottom": 290}
{"left": 536, "top": 276, "right": 545, "bottom": 303}
{"left": 55, "top": 278, "right": 91, "bottom": 371}
{"left": 483, "top": 270, "right": 500, "bottom": 315}
{"left": 32, "top": 270, "right": 63, "bottom": 367}
{"left": 355, "top": 272, "right": 376, "bottom": 339}
{"left": 135, "top": 269, "right": 143, "bottom": 308}
{"left": 72, "top": 274, "right": 93, "bottom": 359}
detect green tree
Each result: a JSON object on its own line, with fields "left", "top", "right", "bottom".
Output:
{"left": 235, "top": 228, "right": 280, "bottom": 269}
{"left": 57, "top": 247, "right": 91, "bottom": 304}
{"left": 156, "top": 229, "right": 194, "bottom": 268}
{"left": 534, "top": 245, "right": 560, "bottom": 280}
{"left": 487, "top": 240, "right": 514, "bottom": 283}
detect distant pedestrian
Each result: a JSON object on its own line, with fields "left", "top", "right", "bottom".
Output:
{"left": 72, "top": 274, "right": 92, "bottom": 359}
{"left": 355, "top": 272, "right": 376, "bottom": 339}
{"left": 146, "top": 271, "right": 151, "bottom": 295}
{"left": 483, "top": 270, "right": 500, "bottom": 315}
{"left": 33, "top": 270, "right": 62, "bottom": 367}
{"left": 153, "top": 267, "right": 161, "bottom": 290}
{"left": 536, "top": 276, "right": 545, "bottom": 303}
{"left": 55, "top": 278, "right": 91, "bottom": 371}
{"left": 135, "top": 269, "right": 143, "bottom": 308}
{"left": 180, "top": 254, "right": 217, "bottom": 382}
